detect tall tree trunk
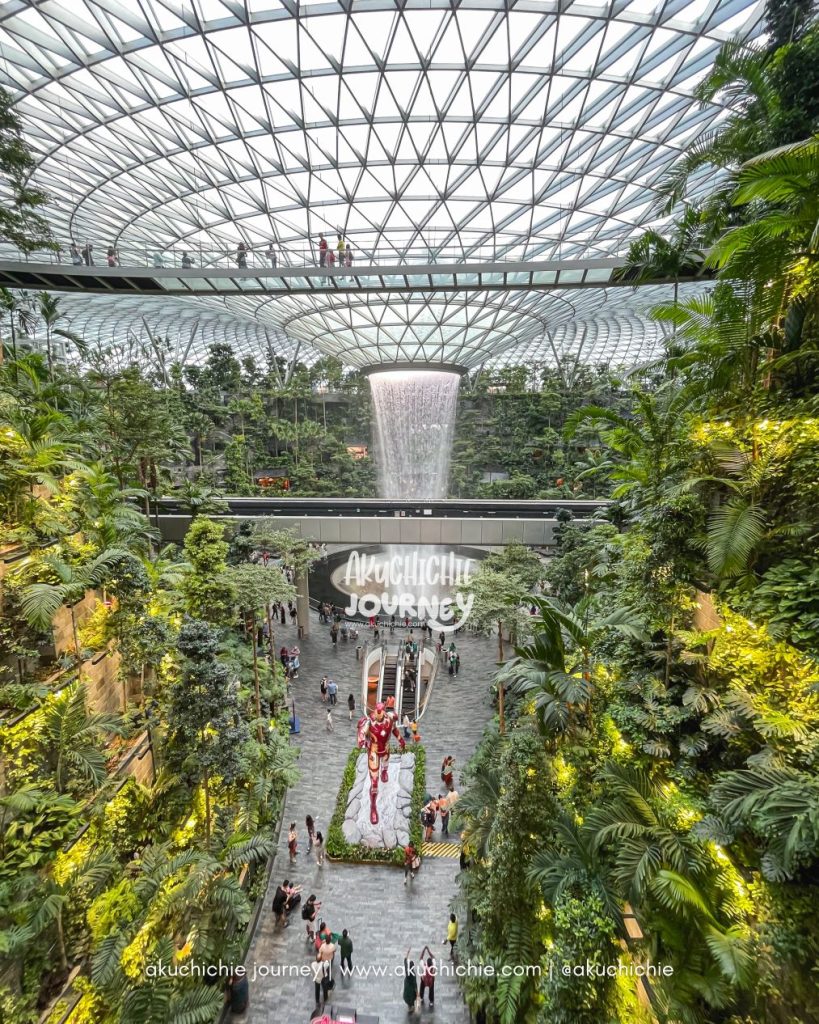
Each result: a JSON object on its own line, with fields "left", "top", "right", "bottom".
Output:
{"left": 266, "top": 603, "right": 277, "bottom": 715}
{"left": 45, "top": 328, "right": 54, "bottom": 380}
{"left": 496, "top": 618, "right": 504, "bottom": 662}
{"left": 250, "top": 612, "right": 264, "bottom": 742}
{"left": 55, "top": 906, "right": 68, "bottom": 973}
{"left": 70, "top": 605, "right": 80, "bottom": 662}
{"left": 203, "top": 761, "right": 212, "bottom": 850}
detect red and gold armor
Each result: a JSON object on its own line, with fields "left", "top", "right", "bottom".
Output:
{"left": 357, "top": 701, "right": 405, "bottom": 824}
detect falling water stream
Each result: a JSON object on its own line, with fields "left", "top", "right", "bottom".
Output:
{"left": 369, "top": 370, "right": 460, "bottom": 499}
{"left": 368, "top": 370, "right": 462, "bottom": 613}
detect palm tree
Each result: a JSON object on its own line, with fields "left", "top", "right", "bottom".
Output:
{"left": 711, "top": 765, "right": 819, "bottom": 880}
{"left": 500, "top": 626, "right": 591, "bottom": 738}
{"left": 91, "top": 836, "right": 272, "bottom": 1021}
{"left": 503, "top": 596, "right": 644, "bottom": 735}
{"left": 707, "top": 136, "right": 819, "bottom": 348}
{"left": 18, "top": 547, "right": 130, "bottom": 657}
{"left": 455, "top": 733, "right": 505, "bottom": 859}
{"left": 653, "top": 40, "right": 785, "bottom": 212}
{"left": 585, "top": 765, "right": 707, "bottom": 905}
{"left": 565, "top": 385, "right": 693, "bottom": 510}
{"left": 37, "top": 292, "right": 86, "bottom": 378}
{"left": 532, "top": 595, "right": 645, "bottom": 681}
{"left": 584, "top": 764, "right": 754, "bottom": 992}
{"left": 37, "top": 849, "right": 118, "bottom": 972}
{"left": 174, "top": 481, "right": 229, "bottom": 518}
{"left": 0, "top": 399, "right": 84, "bottom": 530}
{"left": 618, "top": 205, "right": 707, "bottom": 307}
{"left": 529, "top": 812, "right": 622, "bottom": 914}
{"left": 69, "top": 462, "right": 157, "bottom": 554}
{"left": 33, "top": 680, "right": 125, "bottom": 793}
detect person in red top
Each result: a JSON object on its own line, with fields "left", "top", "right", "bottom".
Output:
{"left": 403, "top": 843, "right": 418, "bottom": 884}
{"left": 318, "top": 234, "right": 328, "bottom": 266}
{"left": 419, "top": 947, "right": 436, "bottom": 1007}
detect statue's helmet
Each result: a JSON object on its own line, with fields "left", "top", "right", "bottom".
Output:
{"left": 375, "top": 702, "right": 385, "bottom": 713}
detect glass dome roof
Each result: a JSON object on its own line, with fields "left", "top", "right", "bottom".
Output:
{"left": 0, "top": 0, "right": 765, "bottom": 368}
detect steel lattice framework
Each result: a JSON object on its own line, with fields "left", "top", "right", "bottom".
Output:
{"left": 0, "top": 0, "right": 764, "bottom": 368}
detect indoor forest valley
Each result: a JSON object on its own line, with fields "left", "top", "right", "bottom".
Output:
{"left": 1, "top": 2, "right": 818, "bottom": 1024}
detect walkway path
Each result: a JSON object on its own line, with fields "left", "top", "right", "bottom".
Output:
{"left": 242, "top": 617, "right": 496, "bottom": 1024}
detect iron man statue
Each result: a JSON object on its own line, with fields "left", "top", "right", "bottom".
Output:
{"left": 357, "top": 701, "right": 405, "bottom": 824}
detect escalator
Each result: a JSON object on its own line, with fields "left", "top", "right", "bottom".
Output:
{"left": 400, "top": 654, "right": 419, "bottom": 722}
{"left": 379, "top": 655, "right": 398, "bottom": 707}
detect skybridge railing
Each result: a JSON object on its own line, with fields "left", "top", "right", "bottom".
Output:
{"left": 0, "top": 239, "right": 633, "bottom": 273}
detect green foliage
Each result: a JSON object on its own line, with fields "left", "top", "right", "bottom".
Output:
{"left": 180, "top": 518, "right": 234, "bottom": 623}
{"left": 0, "top": 86, "right": 53, "bottom": 251}
{"left": 164, "top": 620, "right": 251, "bottom": 794}
{"left": 735, "top": 557, "right": 819, "bottom": 650}
{"left": 538, "top": 891, "right": 621, "bottom": 1024}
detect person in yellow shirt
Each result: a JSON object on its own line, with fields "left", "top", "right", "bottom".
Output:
{"left": 336, "top": 233, "right": 345, "bottom": 265}
{"left": 445, "top": 913, "right": 458, "bottom": 958}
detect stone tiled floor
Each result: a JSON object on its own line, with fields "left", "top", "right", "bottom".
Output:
{"left": 241, "top": 618, "right": 495, "bottom": 1024}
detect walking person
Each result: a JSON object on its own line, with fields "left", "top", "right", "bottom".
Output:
{"left": 327, "top": 678, "right": 338, "bottom": 706}
{"left": 454, "top": 652, "right": 461, "bottom": 676}
{"left": 306, "top": 815, "right": 316, "bottom": 853}
{"left": 419, "top": 949, "right": 436, "bottom": 1008}
{"left": 312, "top": 955, "right": 330, "bottom": 1009}
{"left": 320, "top": 676, "right": 328, "bottom": 702}
{"left": 318, "top": 234, "right": 328, "bottom": 266}
{"left": 70, "top": 242, "right": 82, "bottom": 265}
{"left": 266, "top": 242, "right": 277, "bottom": 268}
{"left": 422, "top": 802, "right": 435, "bottom": 843}
{"left": 106, "top": 246, "right": 118, "bottom": 267}
{"left": 236, "top": 241, "right": 248, "bottom": 268}
{"left": 345, "top": 241, "right": 353, "bottom": 267}
{"left": 82, "top": 242, "right": 94, "bottom": 265}
{"left": 288, "top": 822, "right": 298, "bottom": 863}
{"left": 441, "top": 755, "right": 455, "bottom": 791}
{"left": 330, "top": 622, "right": 338, "bottom": 646}
{"left": 336, "top": 233, "right": 345, "bottom": 266}
{"left": 402, "top": 951, "right": 418, "bottom": 1013}
{"left": 444, "top": 913, "right": 458, "bottom": 958}
{"left": 326, "top": 708, "right": 334, "bottom": 732}
{"left": 403, "top": 842, "right": 419, "bottom": 884}
{"left": 339, "top": 929, "right": 353, "bottom": 976}
{"left": 302, "top": 893, "right": 321, "bottom": 942}
{"left": 438, "top": 793, "right": 450, "bottom": 836}
{"left": 402, "top": 713, "right": 411, "bottom": 741}
{"left": 280, "top": 603, "right": 286, "bottom": 625}
{"left": 225, "top": 968, "right": 249, "bottom": 1014}
{"left": 181, "top": 251, "right": 194, "bottom": 267}
{"left": 348, "top": 693, "right": 356, "bottom": 720}
{"left": 314, "top": 830, "right": 325, "bottom": 865}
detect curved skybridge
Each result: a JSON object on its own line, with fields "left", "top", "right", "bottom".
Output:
{"left": 0, "top": 246, "right": 711, "bottom": 298}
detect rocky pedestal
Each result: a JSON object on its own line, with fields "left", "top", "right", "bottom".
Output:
{"left": 341, "top": 751, "right": 415, "bottom": 849}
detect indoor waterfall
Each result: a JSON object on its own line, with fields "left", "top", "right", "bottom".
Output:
{"left": 368, "top": 369, "right": 460, "bottom": 499}
{"left": 368, "top": 369, "right": 462, "bottom": 616}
